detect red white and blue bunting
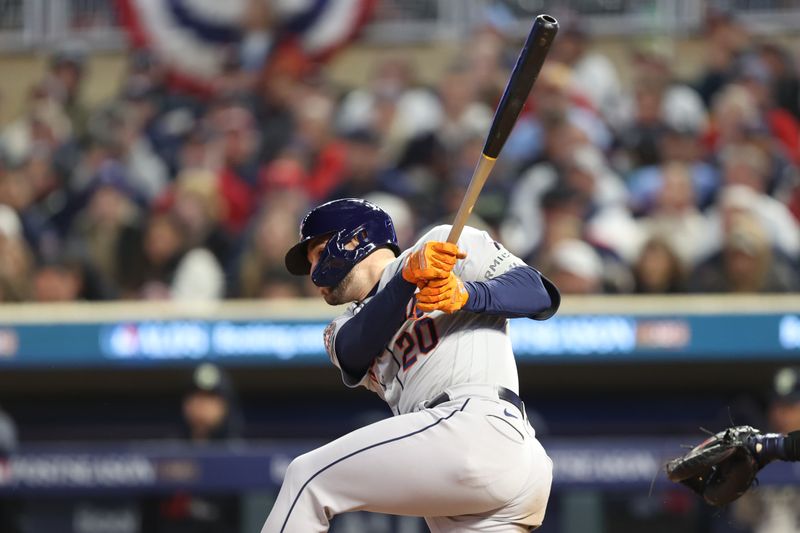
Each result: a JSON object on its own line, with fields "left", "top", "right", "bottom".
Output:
{"left": 118, "top": 0, "right": 375, "bottom": 91}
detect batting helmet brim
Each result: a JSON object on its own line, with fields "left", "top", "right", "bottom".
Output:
{"left": 285, "top": 238, "right": 313, "bottom": 276}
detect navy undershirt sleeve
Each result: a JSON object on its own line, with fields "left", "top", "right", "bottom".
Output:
{"left": 335, "top": 273, "right": 417, "bottom": 380}
{"left": 463, "top": 265, "right": 560, "bottom": 320}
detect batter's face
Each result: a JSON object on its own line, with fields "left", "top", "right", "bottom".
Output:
{"left": 307, "top": 236, "right": 359, "bottom": 305}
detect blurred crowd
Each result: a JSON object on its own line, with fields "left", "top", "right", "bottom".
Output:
{"left": 1, "top": 9, "right": 799, "bottom": 302}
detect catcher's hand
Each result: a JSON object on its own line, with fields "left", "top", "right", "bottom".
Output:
{"left": 665, "top": 426, "right": 775, "bottom": 506}
{"left": 402, "top": 242, "right": 466, "bottom": 285}
{"left": 416, "top": 273, "right": 469, "bottom": 314}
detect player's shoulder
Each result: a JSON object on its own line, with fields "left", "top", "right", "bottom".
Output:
{"left": 411, "top": 224, "right": 492, "bottom": 249}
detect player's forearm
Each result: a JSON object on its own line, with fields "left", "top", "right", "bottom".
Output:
{"left": 335, "top": 273, "right": 417, "bottom": 379}
{"left": 749, "top": 430, "right": 800, "bottom": 463}
{"left": 463, "top": 266, "right": 560, "bottom": 320}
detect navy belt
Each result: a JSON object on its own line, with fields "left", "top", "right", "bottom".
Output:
{"left": 426, "top": 386, "right": 525, "bottom": 416}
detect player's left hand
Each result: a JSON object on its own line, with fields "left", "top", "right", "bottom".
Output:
{"left": 416, "top": 272, "right": 469, "bottom": 314}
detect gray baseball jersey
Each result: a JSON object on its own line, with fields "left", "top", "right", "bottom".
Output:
{"left": 324, "top": 225, "right": 528, "bottom": 415}
{"left": 264, "top": 224, "right": 554, "bottom": 532}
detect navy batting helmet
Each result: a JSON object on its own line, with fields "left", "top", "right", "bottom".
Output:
{"left": 285, "top": 198, "right": 400, "bottom": 287}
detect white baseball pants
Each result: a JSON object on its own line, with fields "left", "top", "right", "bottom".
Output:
{"left": 261, "top": 387, "right": 553, "bottom": 532}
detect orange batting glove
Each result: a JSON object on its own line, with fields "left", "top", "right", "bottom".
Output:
{"left": 402, "top": 242, "right": 466, "bottom": 285}
{"left": 416, "top": 272, "right": 470, "bottom": 314}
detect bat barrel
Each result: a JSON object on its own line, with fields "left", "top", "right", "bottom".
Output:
{"left": 482, "top": 14, "right": 559, "bottom": 159}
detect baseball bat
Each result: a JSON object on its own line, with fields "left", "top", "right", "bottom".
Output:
{"left": 447, "top": 14, "right": 559, "bottom": 244}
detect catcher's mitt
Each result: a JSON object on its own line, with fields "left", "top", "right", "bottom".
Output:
{"left": 665, "top": 426, "right": 764, "bottom": 506}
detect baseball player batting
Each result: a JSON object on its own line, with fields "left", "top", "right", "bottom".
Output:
{"left": 261, "top": 198, "right": 560, "bottom": 532}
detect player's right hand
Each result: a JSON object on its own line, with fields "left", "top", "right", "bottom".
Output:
{"left": 402, "top": 241, "right": 466, "bottom": 284}
{"left": 416, "top": 272, "right": 469, "bottom": 313}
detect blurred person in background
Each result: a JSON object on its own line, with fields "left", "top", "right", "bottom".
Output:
{"left": 116, "top": 212, "right": 224, "bottom": 301}
{"left": 503, "top": 130, "right": 628, "bottom": 262}
{"left": 208, "top": 101, "right": 260, "bottom": 235}
{"left": 614, "top": 49, "right": 709, "bottom": 173}
{"left": 632, "top": 236, "right": 686, "bottom": 294}
{"left": 637, "top": 161, "right": 712, "bottom": 266}
{"left": 694, "top": 10, "right": 755, "bottom": 107}
{"left": 434, "top": 60, "right": 493, "bottom": 153}
{"left": 503, "top": 61, "right": 610, "bottom": 169}
{"left": 292, "top": 90, "right": 349, "bottom": 202}
{"left": 443, "top": 131, "right": 513, "bottom": 227}
{"left": 0, "top": 405, "right": 19, "bottom": 533}
{"left": 0, "top": 156, "right": 63, "bottom": 262}
{"left": 690, "top": 211, "right": 798, "bottom": 293}
{"left": 733, "top": 367, "right": 800, "bottom": 533}
{"left": 710, "top": 144, "right": 800, "bottom": 260}
{"left": 464, "top": 22, "right": 512, "bottom": 108}
{"left": 181, "top": 363, "right": 243, "bottom": 443}
{"left": 115, "top": 84, "right": 171, "bottom": 201}
{"left": 551, "top": 18, "right": 623, "bottom": 127}
{"left": 524, "top": 181, "right": 635, "bottom": 292}
{"left": 542, "top": 238, "right": 605, "bottom": 295}
{"left": 362, "top": 192, "right": 415, "bottom": 250}
{"left": 254, "top": 50, "right": 303, "bottom": 166}
{"left": 378, "top": 131, "right": 450, "bottom": 228}
{"left": 1, "top": 81, "right": 73, "bottom": 168}
{"left": 236, "top": 193, "right": 307, "bottom": 298}
{"left": 0, "top": 232, "right": 33, "bottom": 302}
{"left": 737, "top": 56, "right": 800, "bottom": 165}
{"left": 164, "top": 168, "right": 233, "bottom": 269}
{"left": 757, "top": 42, "right": 800, "bottom": 120}
{"left": 627, "top": 126, "right": 720, "bottom": 215}
{"left": 146, "top": 364, "right": 242, "bottom": 533}
{"left": 324, "top": 128, "right": 381, "bottom": 201}
{"left": 33, "top": 256, "right": 85, "bottom": 302}
{"left": 336, "top": 56, "right": 441, "bottom": 162}
{"left": 47, "top": 43, "right": 89, "bottom": 139}
{"left": 67, "top": 162, "right": 142, "bottom": 295}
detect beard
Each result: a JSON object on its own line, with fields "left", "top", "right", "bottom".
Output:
{"left": 322, "top": 268, "right": 357, "bottom": 305}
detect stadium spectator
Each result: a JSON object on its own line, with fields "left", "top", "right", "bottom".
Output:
{"left": 66, "top": 162, "right": 142, "bottom": 292}
{"left": 689, "top": 212, "right": 799, "bottom": 293}
{"left": 694, "top": 10, "right": 754, "bottom": 107}
{"left": 633, "top": 237, "right": 686, "bottom": 294}
{"left": 1, "top": 82, "right": 73, "bottom": 167}
{"left": 212, "top": 104, "right": 260, "bottom": 231}
{"left": 325, "top": 128, "right": 382, "bottom": 200}
{"left": 0, "top": 233, "right": 33, "bottom": 302}
{"left": 336, "top": 56, "right": 441, "bottom": 161}
{"left": 637, "top": 162, "right": 712, "bottom": 266}
{"left": 166, "top": 168, "right": 232, "bottom": 268}
{"left": 116, "top": 212, "right": 224, "bottom": 300}
{"left": 541, "top": 239, "right": 605, "bottom": 295}
{"left": 551, "top": 20, "right": 623, "bottom": 127}
{"left": 33, "top": 257, "right": 84, "bottom": 302}
{"left": 236, "top": 193, "right": 308, "bottom": 298}
{"left": 757, "top": 42, "right": 800, "bottom": 120}
{"left": 115, "top": 84, "right": 170, "bottom": 200}
{"left": 0, "top": 7, "right": 797, "bottom": 300}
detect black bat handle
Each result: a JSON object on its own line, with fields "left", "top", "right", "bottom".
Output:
{"left": 482, "top": 14, "right": 559, "bottom": 159}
